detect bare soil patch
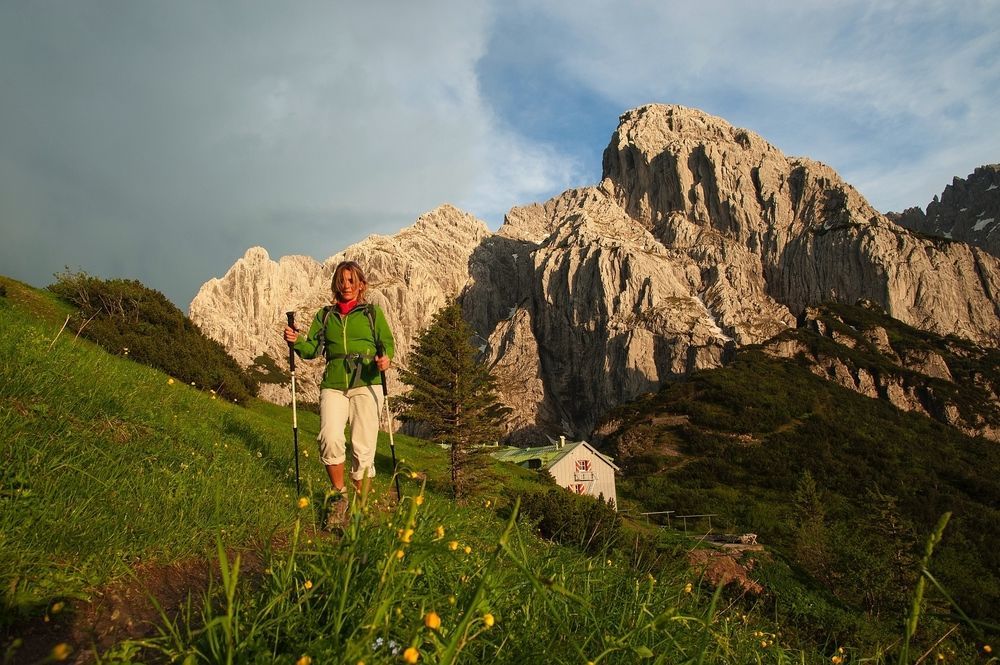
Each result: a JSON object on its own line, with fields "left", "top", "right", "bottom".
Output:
{"left": 3, "top": 546, "right": 276, "bottom": 663}
{"left": 688, "top": 547, "right": 764, "bottom": 595}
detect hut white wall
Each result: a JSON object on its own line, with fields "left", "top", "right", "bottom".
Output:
{"left": 548, "top": 445, "right": 617, "bottom": 509}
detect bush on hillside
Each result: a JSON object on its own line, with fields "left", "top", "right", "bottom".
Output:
{"left": 48, "top": 270, "right": 258, "bottom": 404}
{"left": 249, "top": 354, "right": 289, "bottom": 385}
{"left": 608, "top": 345, "right": 1000, "bottom": 644}
{"left": 516, "top": 488, "right": 621, "bottom": 555}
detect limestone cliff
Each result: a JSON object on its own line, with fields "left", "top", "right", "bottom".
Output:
{"left": 191, "top": 104, "right": 1000, "bottom": 441}
{"left": 190, "top": 205, "right": 489, "bottom": 405}
{"left": 891, "top": 164, "right": 1000, "bottom": 260}
{"left": 760, "top": 302, "right": 1000, "bottom": 442}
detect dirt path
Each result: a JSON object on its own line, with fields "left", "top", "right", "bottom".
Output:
{"left": 3, "top": 536, "right": 305, "bottom": 663}
{"left": 5, "top": 491, "right": 400, "bottom": 662}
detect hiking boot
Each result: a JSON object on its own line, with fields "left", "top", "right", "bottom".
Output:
{"left": 324, "top": 492, "right": 350, "bottom": 530}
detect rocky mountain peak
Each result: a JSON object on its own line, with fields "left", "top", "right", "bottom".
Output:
{"left": 611, "top": 104, "right": 776, "bottom": 161}
{"left": 191, "top": 105, "right": 1000, "bottom": 442}
{"left": 890, "top": 164, "right": 1000, "bottom": 259}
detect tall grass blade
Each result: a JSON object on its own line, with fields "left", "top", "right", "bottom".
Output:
{"left": 898, "top": 511, "right": 951, "bottom": 665}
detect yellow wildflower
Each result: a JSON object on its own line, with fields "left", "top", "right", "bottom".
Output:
{"left": 167, "top": 378, "right": 174, "bottom": 385}
{"left": 684, "top": 582, "right": 693, "bottom": 593}
{"left": 463, "top": 545, "right": 472, "bottom": 554}
{"left": 485, "top": 500, "right": 491, "bottom": 508}
{"left": 831, "top": 657, "right": 843, "bottom": 664}
{"left": 984, "top": 645, "right": 992, "bottom": 654}
{"left": 296, "top": 657, "right": 312, "bottom": 665}
{"left": 410, "top": 471, "right": 419, "bottom": 479}
{"left": 415, "top": 494, "right": 424, "bottom": 506}
{"left": 395, "top": 549, "right": 405, "bottom": 559}
{"left": 51, "top": 601, "right": 65, "bottom": 614}
{"left": 435, "top": 525, "right": 445, "bottom": 539}
{"left": 400, "top": 528, "right": 414, "bottom": 543}
{"left": 403, "top": 646, "right": 420, "bottom": 663}
{"left": 304, "top": 580, "right": 313, "bottom": 590}
{"left": 297, "top": 497, "right": 309, "bottom": 509}
{"left": 424, "top": 610, "right": 441, "bottom": 630}
{"left": 483, "top": 613, "right": 495, "bottom": 628}
{"left": 51, "top": 644, "right": 72, "bottom": 661}
{"left": 761, "top": 640, "right": 768, "bottom": 648}
{"left": 448, "top": 540, "right": 459, "bottom": 551}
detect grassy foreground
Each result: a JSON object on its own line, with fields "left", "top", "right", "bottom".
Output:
{"left": 0, "top": 277, "right": 992, "bottom": 663}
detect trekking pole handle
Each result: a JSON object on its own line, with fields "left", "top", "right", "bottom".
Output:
{"left": 375, "top": 340, "right": 388, "bottom": 397}
{"left": 286, "top": 311, "right": 296, "bottom": 372}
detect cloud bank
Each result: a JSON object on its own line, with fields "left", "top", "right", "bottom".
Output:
{"left": 0, "top": 2, "right": 579, "bottom": 306}
{"left": 481, "top": 0, "right": 1000, "bottom": 212}
{"left": 1, "top": 1, "right": 996, "bottom": 307}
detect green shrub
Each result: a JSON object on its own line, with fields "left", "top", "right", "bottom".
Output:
{"left": 516, "top": 488, "right": 622, "bottom": 555}
{"left": 249, "top": 353, "right": 289, "bottom": 385}
{"left": 603, "top": 312, "right": 1000, "bottom": 646}
{"left": 48, "top": 270, "right": 258, "bottom": 404}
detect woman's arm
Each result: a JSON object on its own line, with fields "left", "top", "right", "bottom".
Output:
{"left": 291, "top": 309, "right": 325, "bottom": 360}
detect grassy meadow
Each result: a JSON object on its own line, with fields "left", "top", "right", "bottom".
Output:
{"left": 0, "top": 276, "right": 995, "bottom": 663}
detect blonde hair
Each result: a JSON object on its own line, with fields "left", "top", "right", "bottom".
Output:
{"left": 331, "top": 261, "right": 368, "bottom": 302}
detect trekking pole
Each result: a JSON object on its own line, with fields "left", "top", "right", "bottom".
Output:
{"left": 286, "top": 312, "right": 301, "bottom": 495}
{"left": 376, "top": 342, "right": 402, "bottom": 500}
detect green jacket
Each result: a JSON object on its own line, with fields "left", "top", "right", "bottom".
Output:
{"left": 293, "top": 303, "right": 395, "bottom": 391}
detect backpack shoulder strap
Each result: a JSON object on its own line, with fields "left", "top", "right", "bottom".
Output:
{"left": 361, "top": 304, "right": 382, "bottom": 354}
{"left": 321, "top": 304, "right": 335, "bottom": 325}
{"left": 318, "top": 305, "right": 334, "bottom": 358}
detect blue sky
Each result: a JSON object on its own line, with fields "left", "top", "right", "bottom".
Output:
{"left": 1, "top": 1, "right": 997, "bottom": 308}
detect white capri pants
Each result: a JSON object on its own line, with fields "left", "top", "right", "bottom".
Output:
{"left": 318, "top": 386, "right": 384, "bottom": 482}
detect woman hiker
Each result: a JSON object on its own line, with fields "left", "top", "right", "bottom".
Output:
{"left": 283, "top": 260, "right": 395, "bottom": 528}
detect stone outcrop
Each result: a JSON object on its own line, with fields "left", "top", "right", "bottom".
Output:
{"left": 599, "top": 106, "right": 1000, "bottom": 347}
{"left": 191, "top": 205, "right": 489, "bottom": 404}
{"left": 191, "top": 104, "right": 1000, "bottom": 441}
{"left": 761, "top": 304, "right": 1000, "bottom": 442}
{"left": 891, "top": 164, "right": 1000, "bottom": 260}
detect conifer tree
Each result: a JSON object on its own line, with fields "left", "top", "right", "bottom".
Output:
{"left": 792, "top": 469, "right": 830, "bottom": 580}
{"left": 397, "top": 300, "right": 510, "bottom": 498}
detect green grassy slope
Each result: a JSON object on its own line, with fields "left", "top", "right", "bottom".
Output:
{"left": 2, "top": 279, "right": 992, "bottom": 662}
{"left": 600, "top": 304, "right": 1000, "bottom": 644}
{"left": 1, "top": 279, "right": 306, "bottom": 613}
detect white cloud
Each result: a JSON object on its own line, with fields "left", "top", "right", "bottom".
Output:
{"left": 489, "top": 0, "right": 1000, "bottom": 211}
{"left": 0, "top": 1, "right": 579, "bottom": 305}
{"left": 2, "top": 0, "right": 996, "bottom": 308}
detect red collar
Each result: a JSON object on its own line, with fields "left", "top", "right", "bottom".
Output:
{"left": 335, "top": 299, "right": 359, "bottom": 316}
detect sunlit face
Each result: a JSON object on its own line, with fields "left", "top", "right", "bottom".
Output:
{"left": 334, "top": 268, "right": 364, "bottom": 302}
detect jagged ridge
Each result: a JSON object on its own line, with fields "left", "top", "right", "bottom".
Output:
{"left": 190, "top": 104, "right": 1000, "bottom": 441}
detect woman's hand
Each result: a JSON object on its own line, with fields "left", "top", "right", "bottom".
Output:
{"left": 376, "top": 355, "right": 390, "bottom": 371}
{"left": 283, "top": 325, "right": 299, "bottom": 343}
